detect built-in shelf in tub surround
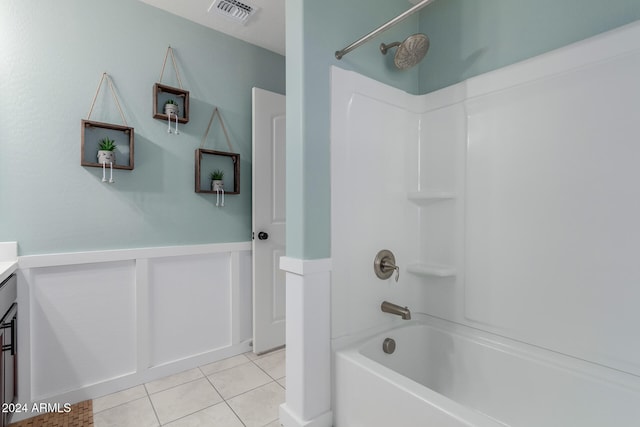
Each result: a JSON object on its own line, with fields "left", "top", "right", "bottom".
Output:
{"left": 407, "top": 263, "right": 456, "bottom": 278}
{"left": 407, "top": 191, "right": 456, "bottom": 205}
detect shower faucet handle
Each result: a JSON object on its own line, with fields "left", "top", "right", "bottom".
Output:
{"left": 383, "top": 259, "right": 400, "bottom": 282}
{"left": 374, "top": 249, "right": 400, "bottom": 282}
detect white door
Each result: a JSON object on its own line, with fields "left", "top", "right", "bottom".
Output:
{"left": 252, "top": 87, "right": 286, "bottom": 354}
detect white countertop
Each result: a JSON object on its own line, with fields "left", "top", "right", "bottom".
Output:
{"left": 0, "top": 242, "right": 18, "bottom": 284}
{"left": 0, "top": 262, "right": 17, "bottom": 284}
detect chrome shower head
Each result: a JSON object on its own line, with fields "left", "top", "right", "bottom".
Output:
{"left": 380, "top": 33, "right": 430, "bottom": 70}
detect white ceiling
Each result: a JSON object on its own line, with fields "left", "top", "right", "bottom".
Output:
{"left": 138, "top": 0, "right": 286, "bottom": 56}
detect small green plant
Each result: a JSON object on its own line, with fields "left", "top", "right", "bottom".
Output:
{"left": 98, "top": 137, "right": 116, "bottom": 151}
{"left": 164, "top": 99, "right": 177, "bottom": 105}
{"left": 210, "top": 170, "right": 224, "bottom": 180}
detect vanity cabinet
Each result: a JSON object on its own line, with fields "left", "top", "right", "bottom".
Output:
{"left": 0, "top": 274, "right": 17, "bottom": 427}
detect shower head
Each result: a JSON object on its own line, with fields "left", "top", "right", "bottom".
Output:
{"left": 380, "top": 33, "right": 430, "bottom": 70}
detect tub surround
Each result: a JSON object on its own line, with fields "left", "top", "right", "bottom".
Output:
{"left": 0, "top": 242, "right": 18, "bottom": 283}
{"left": 331, "top": 19, "right": 640, "bottom": 425}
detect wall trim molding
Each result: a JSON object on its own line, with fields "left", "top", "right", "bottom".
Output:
{"left": 19, "top": 242, "right": 252, "bottom": 269}
{"left": 280, "top": 404, "right": 333, "bottom": 427}
{"left": 279, "top": 256, "right": 332, "bottom": 276}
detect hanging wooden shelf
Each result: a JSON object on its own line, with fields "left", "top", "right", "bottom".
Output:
{"left": 153, "top": 47, "right": 190, "bottom": 124}
{"left": 195, "top": 107, "right": 240, "bottom": 195}
{"left": 81, "top": 120, "right": 134, "bottom": 170}
{"left": 195, "top": 149, "right": 240, "bottom": 194}
{"left": 80, "top": 73, "right": 134, "bottom": 171}
{"left": 153, "top": 83, "right": 190, "bottom": 124}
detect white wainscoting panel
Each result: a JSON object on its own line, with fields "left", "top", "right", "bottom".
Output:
{"left": 29, "top": 261, "right": 136, "bottom": 399}
{"left": 18, "top": 243, "right": 252, "bottom": 409}
{"left": 148, "top": 253, "right": 232, "bottom": 366}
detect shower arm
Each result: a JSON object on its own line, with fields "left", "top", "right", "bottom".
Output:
{"left": 379, "top": 41, "right": 401, "bottom": 55}
{"left": 335, "top": 0, "right": 436, "bottom": 60}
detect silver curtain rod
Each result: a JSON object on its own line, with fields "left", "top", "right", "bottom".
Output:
{"left": 335, "top": 0, "right": 436, "bottom": 60}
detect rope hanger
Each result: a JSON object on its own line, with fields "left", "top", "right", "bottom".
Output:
{"left": 200, "top": 107, "right": 235, "bottom": 153}
{"left": 86, "top": 72, "right": 128, "bottom": 126}
{"left": 85, "top": 72, "right": 129, "bottom": 184}
{"left": 159, "top": 46, "right": 184, "bottom": 89}
{"left": 199, "top": 107, "right": 236, "bottom": 208}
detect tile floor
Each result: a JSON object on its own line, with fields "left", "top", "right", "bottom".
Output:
{"left": 92, "top": 349, "right": 285, "bottom": 427}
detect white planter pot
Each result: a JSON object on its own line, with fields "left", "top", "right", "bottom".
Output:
{"left": 164, "top": 103, "right": 179, "bottom": 116}
{"left": 97, "top": 150, "right": 116, "bottom": 165}
{"left": 212, "top": 180, "right": 224, "bottom": 191}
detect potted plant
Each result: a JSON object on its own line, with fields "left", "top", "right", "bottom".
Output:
{"left": 210, "top": 170, "right": 224, "bottom": 191}
{"left": 97, "top": 137, "right": 116, "bottom": 164}
{"left": 164, "top": 99, "right": 179, "bottom": 116}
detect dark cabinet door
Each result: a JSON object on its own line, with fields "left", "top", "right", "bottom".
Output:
{"left": 0, "top": 303, "right": 16, "bottom": 427}
{"left": 0, "top": 327, "right": 5, "bottom": 427}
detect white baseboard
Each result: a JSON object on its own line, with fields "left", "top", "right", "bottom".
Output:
{"left": 280, "top": 403, "right": 333, "bottom": 427}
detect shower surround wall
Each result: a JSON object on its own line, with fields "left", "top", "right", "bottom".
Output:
{"left": 286, "top": 2, "right": 639, "bottom": 426}
{"left": 331, "top": 18, "right": 640, "bottom": 393}
{"left": 331, "top": 66, "right": 465, "bottom": 342}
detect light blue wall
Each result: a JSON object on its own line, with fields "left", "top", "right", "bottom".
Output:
{"left": 418, "top": 0, "right": 640, "bottom": 93}
{"left": 288, "top": 0, "right": 640, "bottom": 260}
{"left": 0, "top": 0, "right": 285, "bottom": 255}
{"left": 9, "top": 0, "right": 635, "bottom": 258}
{"left": 286, "top": 0, "right": 420, "bottom": 259}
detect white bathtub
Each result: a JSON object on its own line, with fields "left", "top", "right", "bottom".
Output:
{"left": 334, "top": 316, "right": 640, "bottom": 426}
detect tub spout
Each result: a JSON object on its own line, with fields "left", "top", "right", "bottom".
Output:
{"left": 381, "top": 301, "right": 411, "bottom": 320}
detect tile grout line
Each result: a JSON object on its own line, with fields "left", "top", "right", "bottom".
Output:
{"left": 249, "top": 352, "right": 287, "bottom": 387}
{"left": 203, "top": 357, "right": 277, "bottom": 401}
{"left": 157, "top": 402, "right": 234, "bottom": 427}
{"left": 202, "top": 369, "right": 247, "bottom": 427}
{"left": 143, "top": 384, "right": 163, "bottom": 427}
{"left": 93, "top": 395, "right": 149, "bottom": 416}
{"left": 219, "top": 380, "right": 285, "bottom": 427}
{"left": 151, "top": 376, "right": 225, "bottom": 426}
{"left": 213, "top": 377, "right": 279, "bottom": 402}
{"left": 222, "top": 400, "right": 248, "bottom": 427}
{"left": 146, "top": 375, "right": 205, "bottom": 396}
{"left": 200, "top": 357, "right": 254, "bottom": 377}
{"left": 250, "top": 358, "right": 282, "bottom": 383}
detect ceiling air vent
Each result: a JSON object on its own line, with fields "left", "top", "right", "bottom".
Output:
{"left": 208, "top": 0, "right": 258, "bottom": 25}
